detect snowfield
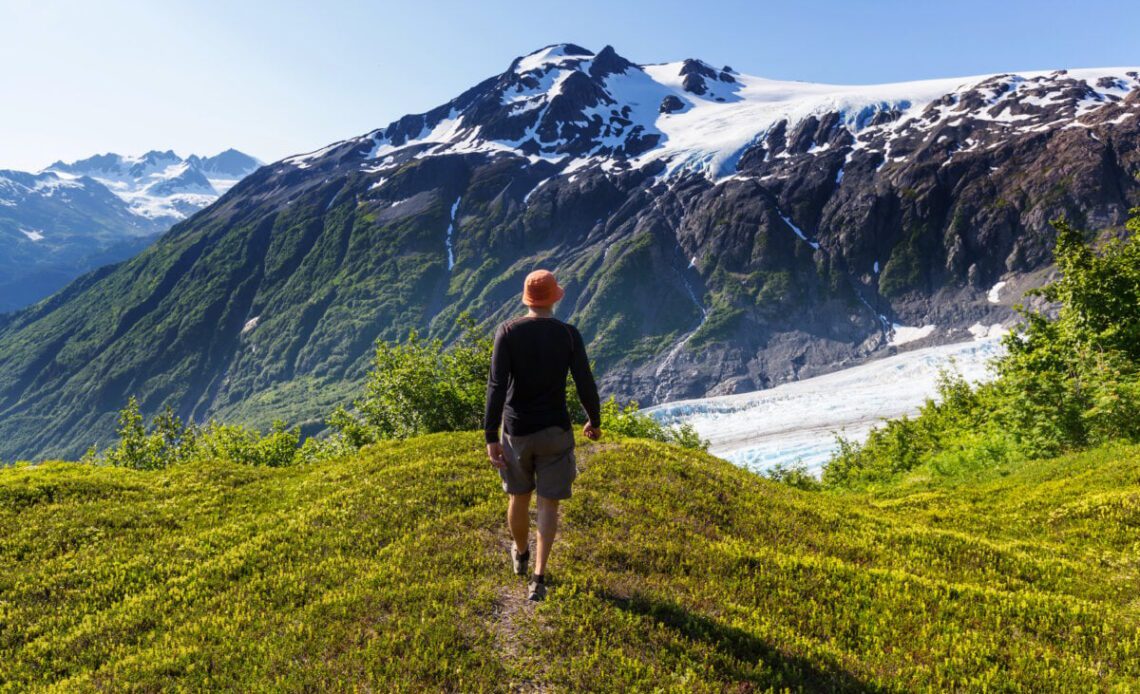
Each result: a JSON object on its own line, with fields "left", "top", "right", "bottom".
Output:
{"left": 646, "top": 336, "right": 1006, "bottom": 475}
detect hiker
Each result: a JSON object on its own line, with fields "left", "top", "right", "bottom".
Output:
{"left": 484, "top": 269, "right": 602, "bottom": 602}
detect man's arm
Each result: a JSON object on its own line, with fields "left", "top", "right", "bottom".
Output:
{"left": 483, "top": 325, "right": 510, "bottom": 445}
{"left": 569, "top": 327, "right": 601, "bottom": 431}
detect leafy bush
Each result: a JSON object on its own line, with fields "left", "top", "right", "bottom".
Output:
{"left": 325, "top": 314, "right": 493, "bottom": 447}
{"left": 88, "top": 396, "right": 303, "bottom": 469}
{"left": 601, "top": 397, "right": 709, "bottom": 451}
{"left": 330, "top": 315, "right": 708, "bottom": 452}
{"left": 196, "top": 421, "right": 302, "bottom": 468}
{"left": 94, "top": 315, "right": 709, "bottom": 469}
{"left": 762, "top": 460, "right": 822, "bottom": 490}
{"left": 822, "top": 212, "right": 1140, "bottom": 488}
{"left": 94, "top": 398, "right": 188, "bottom": 470}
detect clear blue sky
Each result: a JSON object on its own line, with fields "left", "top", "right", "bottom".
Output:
{"left": 2, "top": 0, "right": 1138, "bottom": 171}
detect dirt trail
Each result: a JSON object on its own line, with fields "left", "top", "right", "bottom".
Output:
{"left": 480, "top": 439, "right": 616, "bottom": 691}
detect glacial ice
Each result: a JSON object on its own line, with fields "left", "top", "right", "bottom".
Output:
{"left": 646, "top": 336, "right": 1005, "bottom": 475}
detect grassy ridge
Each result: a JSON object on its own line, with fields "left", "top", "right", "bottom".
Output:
{"left": 1, "top": 436, "right": 1138, "bottom": 691}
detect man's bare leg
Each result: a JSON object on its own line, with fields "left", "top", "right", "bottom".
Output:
{"left": 508, "top": 492, "right": 531, "bottom": 553}
{"left": 535, "top": 496, "right": 559, "bottom": 576}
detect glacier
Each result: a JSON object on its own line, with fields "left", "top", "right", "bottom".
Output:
{"left": 645, "top": 336, "right": 1006, "bottom": 475}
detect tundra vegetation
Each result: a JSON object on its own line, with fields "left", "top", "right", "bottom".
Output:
{"left": 2, "top": 434, "right": 1137, "bottom": 690}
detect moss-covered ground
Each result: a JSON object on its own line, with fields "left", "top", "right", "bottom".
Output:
{"left": 2, "top": 435, "right": 1137, "bottom": 691}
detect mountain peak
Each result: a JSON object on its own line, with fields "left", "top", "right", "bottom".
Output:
{"left": 199, "top": 149, "right": 262, "bottom": 177}
{"left": 38, "top": 148, "right": 260, "bottom": 221}
{"left": 511, "top": 43, "right": 594, "bottom": 74}
{"left": 337, "top": 47, "right": 1140, "bottom": 182}
{"left": 590, "top": 45, "right": 635, "bottom": 79}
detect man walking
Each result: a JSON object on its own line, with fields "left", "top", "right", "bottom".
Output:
{"left": 484, "top": 269, "right": 602, "bottom": 602}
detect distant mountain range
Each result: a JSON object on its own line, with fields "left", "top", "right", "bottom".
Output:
{"left": 0, "top": 149, "right": 260, "bottom": 311}
{"left": 0, "top": 44, "right": 1137, "bottom": 461}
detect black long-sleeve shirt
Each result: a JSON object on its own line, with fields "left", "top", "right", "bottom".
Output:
{"left": 483, "top": 316, "right": 601, "bottom": 444}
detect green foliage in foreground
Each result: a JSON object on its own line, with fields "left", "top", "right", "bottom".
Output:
{"left": 1, "top": 435, "right": 1137, "bottom": 691}
{"left": 599, "top": 397, "right": 708, "bottom": 452}
{"left": 90, "top": 397, "right": 304, "bottom": 470}
{"left": 326, "top": 316, "right": 493, "bottom": 447}
{"left": 824, "top": 212, "right": 1140, "bottom": 488}
{"left": 326, "top": 313, "right": 706, "bottom": 452}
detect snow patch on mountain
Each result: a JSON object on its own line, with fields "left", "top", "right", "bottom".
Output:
{"left": 968, "top": 322, "right": 1005, "bottom": 339}
{"left": 889, "top": 323, "right": 936, "bottom": 346}
{"left": 30, "top": 173, "right": 84, "bottom": 194}
{"left": 778, "top": 211, "right": 820, "bottom": 250}
{"left": 514, "top": 44, "right": 593, "bottom": 74}
{"left": 446, "top": 196, "right": 461, "bottom": 270}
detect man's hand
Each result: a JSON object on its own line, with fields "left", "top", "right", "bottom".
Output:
{"left": 583, "top": 423, "right": 602, "bottom": 441}
{"left": 487, "top": 442, "right": 507, "bottom": 469}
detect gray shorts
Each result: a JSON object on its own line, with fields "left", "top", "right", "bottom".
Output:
{"left": 500, "top": 425, "right": 577, "bottom": 500}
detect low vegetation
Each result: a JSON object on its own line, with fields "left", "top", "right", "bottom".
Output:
{"left": 823, "top": 212, "right": 1140, "bottom": 488}
{"left": 2, "top": 433, "right": 1137, "bottom": 690}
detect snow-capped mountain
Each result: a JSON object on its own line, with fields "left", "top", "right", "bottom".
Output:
{"left": 296, "top": 43, "right": 1137, "bottom": 184}
{"left": 0, "top": 44, "right": 1138, "bottom": 461}
{"left": 0, "top": 169, "right": 160, "bottom": 312}
{"left": 47, "top": 148, "right": 261, "bottom": 222}
{"left": 0, "top": 149, "right": 261, "bottom": 312}
{"left": 279, "top": 43, "right": 1138, "bottom": 398}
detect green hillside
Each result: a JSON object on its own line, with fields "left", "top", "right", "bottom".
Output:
{"left": 2, "top": 434, "right": 1137, "bottom": 692}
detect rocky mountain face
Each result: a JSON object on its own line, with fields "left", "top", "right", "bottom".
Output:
{"left": 0, "top": 44, "right": 1137, "bottom": 460}
{"left": 0, "top": 149, "right": 260, "bottom": 312}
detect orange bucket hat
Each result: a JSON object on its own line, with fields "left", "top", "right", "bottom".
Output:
{"left": 522, "top": 269, "right": 564, "bottom": 307}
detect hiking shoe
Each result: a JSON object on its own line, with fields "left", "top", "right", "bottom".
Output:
{"left": 527, "top": 579, "right": 547, "bottom": 602}
{"left": 511, "top": 547, "right": 530, "bottom": 577}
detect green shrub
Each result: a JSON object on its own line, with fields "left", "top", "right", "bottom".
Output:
{"left": 94, "top": 398, "right": 198, "bottom": 470}
{"left": 89, "top": 396, "right": 304, "bottom": 469}
{"left": 325, "top": 314, "right": 493, "bottom": 447}
{"left": 762, "top": 461, "right": 822, "bottom": 490}
{"left": 92, "top": 312, "right": 708, "bottom": 469}
{"left": 196, "top": 420, "right": 301, "bottom": 468}
{"left": 602, "top": 397, "right": 709, "bottom": 451}
{"left": 822, "top": 211, "right": 1140, "bottom": 488}
{"left": 330, "top": 315, "right": 707, "bottom": 453}
{"left": 878, "top": 233, "right": 924, "bottom": 297}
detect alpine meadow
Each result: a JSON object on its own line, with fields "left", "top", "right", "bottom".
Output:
{"left": 2, "top": 12, "right": 1140, "bottom": 692}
